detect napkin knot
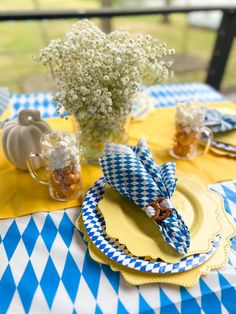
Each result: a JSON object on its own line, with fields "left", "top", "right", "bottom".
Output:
{"left": 146, "top": 198, "right": 173, "bottom": 222}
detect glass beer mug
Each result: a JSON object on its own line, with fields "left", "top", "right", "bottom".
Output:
{"left": 169, "top": 102, "right": 213, "bottom": 159}
{"left": 27, "top": 131, "right": 83, "bottom": 201}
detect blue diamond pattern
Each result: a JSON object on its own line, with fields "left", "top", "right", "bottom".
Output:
{"left": 3, "top": 221, "right": 21, "bottom": 260}
{"left": 9, "top": 83, "right": 225, "bottom": 121}
{"left": 13, "top": 102, "right": 20, "bottom": 110}
{"left": 22, "top": 217, "right": 39, "bottom": 257}
{"left": 62, "top": 252, "right": 81, "bottom": 303}
{"left": 0, "top": 266, "right": 16, "bottom": 313}
{"left": 200, "top": 279, "right": 221, "bottom": 314}
{"left": 58, "top": 212, "right": 75, "bottom": 248}
{"left": 18, "top": 261, "right": 38, "bottom": 313}
{"left": 41, "top": 215, "right": 57, "bottom": 252}
{"left": 231, "top": 236, "right": 236, "bottom": 251}
{"left": 139, "top": 293, "right": 155, "bottom": 314}
{"left": 33, "top": 100, "right": 40, "bottom": 108}
{"left": 180, "top": 287, "right": 201, "bottom": 314}
{"left": 40, "top": 256, "right": 60, "bottom": 309}
{"left": 82, "top": 251, "right": 101, "bottom": 299}
{"left": 95, "top": 304, "right": 103, "bottom": 314}
{"left": 224, "top": 198, "right": 236, "bottom": 222}
{"left": 211, "top": 183, "right": 236, "bottom": 215}
{"left": 218, "top": 273, "right": 236, "bottom": 313}
{"left": 160, "top": 288, "right": 179, "bottom": 314}
{"left": 101, "top": 264, "right": 120, "bottom": 294}
{"left": 117, "top": 300, "right": 129, "bottom": 314}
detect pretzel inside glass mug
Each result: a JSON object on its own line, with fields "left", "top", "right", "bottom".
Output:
{"left": 169, "top": 102, "right": 212, "bottom": 159}
{"left": 27, "top": 131, "right": 83, "bottom": 201}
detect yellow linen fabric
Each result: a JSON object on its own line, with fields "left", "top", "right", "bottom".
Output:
{"left": 129, "top": 102, "right": 236, "bottom": 184}
{"left": 0, "top": 117, "right": 81, "bottom": 219}
{"left": 0, "top": 101, "right": 236, "bottom": 219}
{"left": 80, "top": 102, "right": 236, "bottom": 193}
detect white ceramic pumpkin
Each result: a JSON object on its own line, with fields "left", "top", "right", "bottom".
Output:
{"left": 2, "top": 109, "right": 51, "bottom": 170}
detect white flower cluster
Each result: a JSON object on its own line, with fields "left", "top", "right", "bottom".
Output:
{"left": 38, "top": 20, "right": 174, "bottom": 125}
{"left": 175, "top": 102, "right": 206, "bottom": 133}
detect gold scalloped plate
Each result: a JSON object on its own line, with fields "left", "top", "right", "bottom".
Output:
{"left": 97, "top": 174, "right": 221, "bottom": 263}
{"left": 210, "top": 146, "right": 236, "bottom": 158}
{"left": 76, "top": 191, "right": 236, "bottom": 287}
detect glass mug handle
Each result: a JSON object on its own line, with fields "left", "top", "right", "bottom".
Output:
{"left": 27, "top": 152, "right": 49, "bottom": 185}
{"left": 197, "top": 126, "right": 213, "bottom": 156}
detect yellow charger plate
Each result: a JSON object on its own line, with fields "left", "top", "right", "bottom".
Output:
{"left": 98, "top": 174, "right": 221, "bottom": 263}
{"left": 76, "top": 190, "right": 236, "bottom": 287}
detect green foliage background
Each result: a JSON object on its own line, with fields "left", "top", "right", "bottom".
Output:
{"left": 0, "top": 0, "right": 235, "bottom": 92}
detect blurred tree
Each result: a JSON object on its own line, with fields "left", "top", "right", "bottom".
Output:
{"left": 101, "top": 0, "right": 152, "bottom": 33}
{"left": 100, "top": 0, "right": 113, "bottom": 33}
{"left": 31, "top": 0, "right": 49, "bottom": 44}
{"left": 162, "top": 0, "right": 172, "bottom": 24}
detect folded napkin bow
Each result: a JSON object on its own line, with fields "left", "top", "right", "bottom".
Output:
{"left": 204, "top": 109, "right": 236, "bottom": 154}
{"left": 205, "top": 109, "right": 236, "bottom": 133}
{"left": 100, "top": 138, "right": 190, "bottom": 255}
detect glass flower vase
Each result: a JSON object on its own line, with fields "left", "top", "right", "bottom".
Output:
{"left": 76, "top": 114, "right": 130, "bottom": 164}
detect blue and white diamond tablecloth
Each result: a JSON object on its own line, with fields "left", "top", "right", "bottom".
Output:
{"left": 1, "top": 83, "right": 236, "bottom": 314}
{"left": 8, "top": 82, "right": 225, "bottom": 120}
{"left": 0, "top": 181, "right": 236, "bottom": 314}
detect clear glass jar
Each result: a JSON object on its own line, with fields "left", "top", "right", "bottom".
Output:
{"left": 27, "top": 131, "right": 83, "bottom": 201}
{"left": 169, "top": 123, "right": 212, "bottom": 159}
{"left": 76, "top": 114, "right": 130, "bottom": 164}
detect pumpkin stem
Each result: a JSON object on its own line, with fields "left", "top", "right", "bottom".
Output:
{"left": 18, "top": 109, "right": 41, "bottom": 125}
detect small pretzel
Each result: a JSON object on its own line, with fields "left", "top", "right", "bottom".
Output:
{"left": 156, "top": 208, "right": 171, "bottom": 222}
{"left": 147, "top": 198, "right": 172, "bottom": 222}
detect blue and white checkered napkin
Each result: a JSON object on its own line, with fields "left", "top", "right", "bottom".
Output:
{"left": 0, "top": 87, "right": 9, "bottom": 116}
{"left": 100, "top": 138, "right": 190, "bottom": 255}
{"left": 205, "top": 109, "right": 236, "bottom": 133}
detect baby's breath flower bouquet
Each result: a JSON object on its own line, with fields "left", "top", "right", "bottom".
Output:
{"left": 38, "top": 20, "right": 174, "bottom": 162}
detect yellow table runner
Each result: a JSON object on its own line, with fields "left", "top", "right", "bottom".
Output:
{"left": 82, "top": 101, "right": 236, "bottom": 190}
{"left": 0, "top": 101, "right": 236, "bottom": 219}
{"left": 0, "top": 117, "right": 81, "bottom": 219}
{"left": 129, "top": 101, "right": 236, "bottom": 184}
